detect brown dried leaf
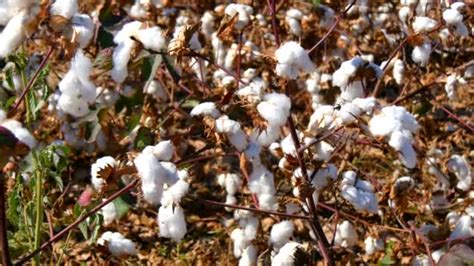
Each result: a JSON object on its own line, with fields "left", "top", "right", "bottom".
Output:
{"left": 216, "top": 13, "right": 238, "bottom": 42}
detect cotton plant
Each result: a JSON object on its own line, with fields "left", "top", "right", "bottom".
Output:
{"left": 340, "top": 171, "right": 379, "bottom": 213}
{"left": 57, "top": 50, "right": 97, "bottom": 118}
{"left": 447, "top": 155, "right": 472, "bottom": 192}
{"left": 369, "top": 105, "right": 420, "bottom": 169}
{"left": 275, "top": 41, "right": 315, "bottom": 80}
{"left": 111, "top": 21, "right": 166, "bottom": 83}
{"left": 217, "top": 173, "right": 242, "bottom": 210}
{"left": 332, "top": 57, "right": 382, "bottom": 102}
{"left": 334, "top": 220, "right": 359, "bottom": 248}
{"left": 97, "top": 231, "right": 137, "bottom": 257}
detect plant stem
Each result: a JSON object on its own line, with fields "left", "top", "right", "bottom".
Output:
{"left": 0, "top": 172, "right": 12, "bottom": 266}
{"left": 15, "top": 179, "right": 140, "bottom": 265}
{"left": 33, "top": 159, "right": 44, "bottom": 264}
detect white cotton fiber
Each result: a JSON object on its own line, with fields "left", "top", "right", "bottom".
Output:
{"left": 411, "top": 41, "right": 432, "bottom": 66}
{"left": 447, "top": 155, "right": 472, "bottom": 191}
{"left": 257, "top": 93, "right": 291, "bottom": 127}
{"left": 224, "top": 4, "right": 253, "bottom": 30}
{"left": 412, "top": 16, "right": 438, "bottom": 33}
{"left": 90, "top": 156, "right": 117, "bottom": 191}
{"left": 275, "top": 41, "right": 315, "bottom": 79}
{"left": 0, "top": 12, "right": 26, "bottom": 58}
{"left": 334, "top": 220, "right": 358, "bottom": 247}
{"left": 136, "top": 26, "right": 166, "bottom": 51}
{"left": 153, "top": 140, "right": 175, "bottom": 161}
{"left": 271, "top": 241, "right": 302, "bottom": 266}
{"left": 158, "top": 205, "right": 187, "bottom": 242}
{"left": 98, "top": 231, "right": 137, "bottom": 257}
{"left": 269, "top": 220, "right": 294, "bottom": 249}
{"left": 50, "top": 0, "right": 78, "bottom": 19}
{"left": 190, "top": 102, "right": 221, "bottom": 118}
{"left": 71, "top": 14, "right": 94, "bottom": 48}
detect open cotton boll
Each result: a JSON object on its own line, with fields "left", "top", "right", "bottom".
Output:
{"left": 153, "top": 140, "right": 174, "bottom": 161}
{"left": 447, "top": 155, "right": 472, "bottom": 191}
{"left": 237, "top": 78, "right": 265, "bottom": 103}
{"left": 0, "top": 12, "right": 26, "bottom": 58}
{"left": 133, "top": 152, "right": 166, "bottom": 204}
{"left": 393, "top": 59, "right": 405, "bottom": 85}
{"left": 200, "top": 11, "right": 215, "bottom": 37}
{"left": 285, "top": 9, "right": 303, "bottom": 36}
{"left": 449, "top": 214, "right": 473, "bottom": 240}
{"left": 136, "top": 26, "right": 166, "bottom": 51}
{"left": 411, "top": 41, "right": 432, "bottom": 66}
{"left": 231, "top": 228, "right": 251, "bottom": 258}
{"left": 111, "top": 21, "right": 142, "bottom": 83}
{"left": 249, "top": 163, "right": 277, "bottom": 211}
{"left": 224, "top": 4, "right": 253, "bottom": 30}
{"left": 0, "top": 120, "right": 36, "bottom": 149}
{"left": 444, "top": 74, "right": 466, "bottom": 100}
{"left": 257, "top": 93, "right": 291, "bottom": 127}
{"left": 158, "top": 205, "right": 187, "bottom": 242}
{"left": 269, "top": 220, "right": 294, "bottom": 250}
{"left": 50, "top": 0, "right": 78, "bottom": 19}
{"left": 307, "top": 105, "right": 337, "bottom": 133}
{"left": 239, "top": 245, "right": 257, "bottom": 266}
{"left": 271, "top": 241, "right": 302, "bottom": 266}
{"left": 250, "top": 125, "right": 280, "bottom": 147}
{"left": 97, "top": 231, "right": 137, "bottom": 257}
{"left": 71, "top": 14, "right": 94, "bottom": 48}
{"left": 310, "top": 164, "right": 337, "bottom": 191}
{"left": 215, "top": 115, "right": 248, "bottom": 151}
{"left": 218, "top": 173, "right": 242, "bottom": 195}
{"left": 369, "top": 106, "right": 419, "bottom": 137}
{"left": 388, "top": 130, "right": 417, "bottom": 169}
{"left": 412, "top": 16, "right": 438, "bottom": 33}
{"left": 101, "top": 201, "right": 119, "bottom": 225}
{"left": 334, "top": 220, "right": 358, "bottom": 248}
{"left": 90, "top": 156, "right": 117, "bottom": 191}
{"left": 340, "top": 171, "right": 379, "bottom": 213}
{"left": 159, "top": 161, "right": 180, "bottom": 184}
{"left": 144, "top": 80, "right": 168, "bottom": 102}
{"left": 364, "top": 236, "right": 384, "bottom": 255}
{"left": 190, "top": 102, "right": 221, "bottom": 118}
{"left": 332, "top": 57, "right": 364, "bottom": 89}
{"left": 275, "top": 41, "right": 315, "bottom": 79}
{"left": 442, "top": 8, "right": 463, "bottom": 25}
{"left": 313, "top": 141, "right": 334, "bottom": 161}
{"left": 160, "top": 179, "right": 189, "bottom": 206}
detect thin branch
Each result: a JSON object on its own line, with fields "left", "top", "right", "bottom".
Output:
{"left": 15, "top": 179, "right": 140, "bottom": 265}
{"left": 0, "top": 173, "right": 12, "bottom": 266}
{"left": 12, "top": 46, "right": 54, "bottom": 111}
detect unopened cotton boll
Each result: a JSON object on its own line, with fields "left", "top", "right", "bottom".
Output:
{"left": 275, "top": 42, "right": 315, "bottom": 79}
{"left": 447, "top": 155, "right": 472, "bottom": 191}
{"left": 271, "top": 241, "right": 302, "bottom": 266}
{"left": 334, "top": 220, "right": 358, "bottom": 247}
{"left": 158, "top": 204, "right": 187, "bottom": 242}
{"left": 97, "top": 231, "right": 137, "bottom": 257}
{"left": 257, "top": 93, "right": 291, "bottom": 127}
{"left": 50, "top": 0, "right": 78, "bottom": 19}
{"left": 411, "top": 41, "right": 432, "bottom": 66}
{"left": 224, "top": 4, "right": 253, "bottom": 30}
{"left": 90, "top": 156, "right": 117, "bottom": 191}
{"left": 190, "top": 102, "right": 221, "bottom": 118}
{"left": 269, "top": 220, "right": 294, "bottom": 250}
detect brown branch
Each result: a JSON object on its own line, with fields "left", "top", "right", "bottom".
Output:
{"left": 0, "top": 173, "right": 12, "bottom": 266}
{"left": 15, "top": 179, "right": 140, "bottom": 265}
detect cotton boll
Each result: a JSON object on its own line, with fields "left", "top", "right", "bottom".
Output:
{"left": 50, "top": 0, "right": 78, "bottom": 19}
{"left": 218, "top": 173, "right": 242, "bottom": 195}
{"left": 159, "top": 161, "right": 180, "bottom": 184}
{"left": 411, "top": 41, "right": 432, "bottom": 66}
{"left": 90, "top": 156, "right": 117, "bottom": 191}
{"left": 71, "top": 14, "right": 94, "bottom": 48}
{"left": 111, "top": 41, "right": 134, "bottom": 84}
{"left": 332, "top": 57, "right": 364, "bottom": 89}
{"left": 340, "top": 171, "right": 379, "bottom": 213}
{"left": 136, "top": 26, "right": 166, "bottom": 51}
{"left": 251, "top": 125, "right": 280, "bottom": 147}
{"left": 237, "top": 78, "right": 265, "bottom": 103}
{"left": 447, "top": 155, "right": 472, "bottom": 192}
{"left": 442, "top": 8, "right": 463, "bottom": 25}
{"left": 369, "top": 106, "right": 419, "bottom": 137}
{"left": 0, "top": 12, "right": 26, "bottom": 58}
{"left": 200, "top": 11, "right": 215, "bottom": 37}
{"left": 412, "top": 16, "right": 438, "bottom": 33}
{"left": 158, "top": 205, "right": 187, "bottom": 242}
{"left": 0, "top": 120, "right": 36, "bottom": 149}
{"left": 313, "top": 141, "right": 334, "bottom": 161}
{"left": 449, "top": 214, "right": 473, "bottom": 240}
{"left": 224, "top": 4, "right": 253, "bottom": 30}
{"left": 101, "top": 201, "right": 119, "bottom": 225}
{"left": 310, "top": 164, "right": 337, "bottom": 191}
{"left": 153, "top": 140, "right": 174, "bottom": 161}
{"left": 364, "top": 236, "right": 384, "bottom": 255}
{"left": 269, "top": 220, "right": 294, "bottom": 249}
{"left": 190, "top": 102, "right": 221, "bottom": 118}
{"left": 97, "top": 231, "right": 137, "bottom": 257}
{"left": 271, "top": 241, "right": 302, "bottom": 266}
{"left": 393, "top": 59, "right": 405, "bottom": 85}
{"left": 388, "top": 130, "right": 417, "bottom": 169}
{"left": 160, "top": 179, "right": 189, "bottom": 206}
{"left": 444, "top": 74, "right": 466, "bottom": 100}
{"left": 239, "top": 245, "right": 257, "bottom": 266}
{"left": 334, "top": 220, "right": 358, "bottom": 248}
{"left": 144, "top": 79, "right": 168, "bottom": 102}
{"left": 285, "top": 9, "right": 303, "bottom": 36}
{"left": 275, "top": 41, "right": 315, "bottom": 79}
{"left": 257, "top": 93, "right": 291, "bottom": 127}
{"left": 307, "top": 105, "right": 337, "bottom": 133}
{"left": 133, "top": 152, "right": 166, "bottom": 204}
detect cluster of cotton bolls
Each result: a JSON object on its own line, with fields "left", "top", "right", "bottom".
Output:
{"left": 369, "top": 105, "right": 420, "bottom": 169}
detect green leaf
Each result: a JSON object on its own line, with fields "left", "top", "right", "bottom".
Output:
{"left": 113, "top": 197, "right": 130, "bottom": 218}
{"left": 134, "top": 126, "right": 154, "bottom": 150}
